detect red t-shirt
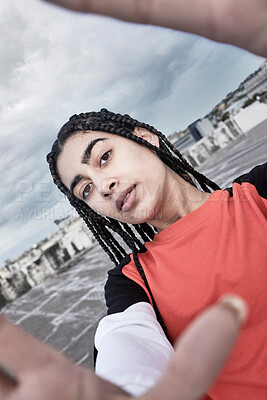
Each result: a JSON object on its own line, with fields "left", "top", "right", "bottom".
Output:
{"left": 121, "top": 182, "right": 267, "bottom": 399}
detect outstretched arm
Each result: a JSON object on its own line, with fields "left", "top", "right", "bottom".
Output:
{"left": 95, "top": 302, "right": 174, "bottom": 396}
{"left": 0, "top": 296, "right": 247, "bottom": 400}
{"left": 43, "top": 0, "right": 267, "bottom": 56}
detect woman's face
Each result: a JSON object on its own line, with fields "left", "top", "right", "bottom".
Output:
{"left": 57, "top": 128, "right": 170, "bottom": 226}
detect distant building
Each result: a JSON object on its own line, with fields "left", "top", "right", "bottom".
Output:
{"left": 166, "top": 61, "right": 267, "bottom": 167}
{"left": 208, "top": 59, "right": 267, "bottom": 122}
{"left": 241, "top": 60, "right": 267, "bottom": 99}
{"left": 231, "top": 101, "right": 267, "bottom": 133}
{"left": 195, "top": 118, "right": 215, "bottom": 137}
{"left": 167, "top": 131, "right": 181, "bottom": 145}
{"left": 173, "top": 133, "right": 198, "bottom": 153}
{"left": 183, "top": 101, "right": 267, "bottom": 167}
{"left": 0, "top": 216, "right": 95, "bottom": 308}
{"left": 188, "top": 121, "right": 203, "bottom": 141}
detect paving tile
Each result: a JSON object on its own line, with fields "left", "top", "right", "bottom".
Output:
{"left": 2, "top": 246, "right": 112, "bottom": 369}
{"left": 19, "top": 314, "right": 55, "bottom": 341}
{"left": 63, "top": 320, "right": 100, "bottom": 367}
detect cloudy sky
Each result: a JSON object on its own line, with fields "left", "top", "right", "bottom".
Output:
{"left": 0, "top": 0, "right": 264, "bottom": 266}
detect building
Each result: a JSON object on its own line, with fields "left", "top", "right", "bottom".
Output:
{"left": 183, "top": 101, "right": 267, "bottom": 167}
{"left": 207, "top": 60, "right": 267, "bottom": 122}
{"left": 230, "top": 101, "right": 267, "bottom": 133}
{"left": 241, "top": 60, "right": 267, "bottom": 99}
{"left": 0, "top": 216, "right": 95, "bottom": 308}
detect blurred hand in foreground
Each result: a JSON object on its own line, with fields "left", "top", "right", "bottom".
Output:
{"left": 43, "top": 0, "right": 267, "bottom": 56}
{"left": 0, "top": 296, "right": 247, "bottom": 400}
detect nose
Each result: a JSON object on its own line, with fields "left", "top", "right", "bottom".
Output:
{"left": 100, "top": 178, "right": 117, "bottom": 198}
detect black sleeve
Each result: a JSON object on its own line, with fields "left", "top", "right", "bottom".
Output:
{"left": 226, "top": 162, "right": 267, "bottom": 199}
{"left": 105, "top": 254, "right": 150, "bottom": 315}
{"left": 94, "top": 255, "right": 150, "bottom": 368}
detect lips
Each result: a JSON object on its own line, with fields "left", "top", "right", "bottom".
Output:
{"left": 116, "top": 185, "right": 136, "bottom": 211}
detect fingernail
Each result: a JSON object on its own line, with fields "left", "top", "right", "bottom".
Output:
{"left": 219, "top": 295, "right": 248, "bottom": 323}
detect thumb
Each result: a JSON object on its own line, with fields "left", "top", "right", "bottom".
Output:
{"left": 141, "top": 295, "right": 247, "bottom": 400}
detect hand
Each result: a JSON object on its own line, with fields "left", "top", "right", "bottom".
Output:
{"left": 43, "top": 0, "right": 267, "bottom": 56}
{"left": 0, "top": 296, "right": 247, "bottom": 400}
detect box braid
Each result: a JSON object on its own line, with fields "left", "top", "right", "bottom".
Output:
{"left": 47, "top": 108, "right": 220, "bottom": 341}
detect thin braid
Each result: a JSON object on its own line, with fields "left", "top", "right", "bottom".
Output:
{"left": 133, "top": 118, "right": 220, "bottom": 192}
{"left": 75, "top": 199, "right": 127, "bottom": 263}
{"left": 139, "top": 223, "right": 155, "bottom": 240}
{"left": 155, "top": 130, "right": 220, "bottom": 191}
{"left": 72, "top": 191, "right": 143, "bottom": 259}
{"left": 133, "top": 223, "right": 154, "bottom": 243}
{"left": 120, "top": 222, "right": 143, "bottom": 248}
{"left": 85, "top": 220, "right": 119, "bottom": 264}
{"left": 92, "top": 220, "right": 124, "bottom": 261}
{"left": 89, "top": 214, "right": 127, "bottom": 261}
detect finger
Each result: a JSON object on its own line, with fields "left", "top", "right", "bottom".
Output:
{"left": 0, "top": 314, "right": 71, "bottom": 376}
{"left": 43, "top": 0, "right": 90, "bottom": 12}
{"left": 6, "top": 366, "right": 130, "bottom": 400}
{"left": 0, "top": 372, "right": 17, "bottom": 399}
{"left": 141, "top": 295, "right": 247, "bottom": 400}
{"left": 3, "top": 359, "right": 131, "bottom": 400}
{"left": 76, "top": 367, "right": 131, "bottom": 400}
{"left": 42, "top": 0, "right": 267, "bottom": 57}
{"left": 42, "top": 0, "right": 205, "bottom": 31}
{"left": 0, "top": 316, "right": 131, "bottom": 400}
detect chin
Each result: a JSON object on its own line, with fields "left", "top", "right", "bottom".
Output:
{"left": 129, "top": 207, "right": 159, "bottom": 225}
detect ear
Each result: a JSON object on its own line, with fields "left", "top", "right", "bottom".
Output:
{"left": 133, "top": 127, "right": 160, "bottom": 148}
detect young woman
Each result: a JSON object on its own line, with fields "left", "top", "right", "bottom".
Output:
{"left": 0, "top": 0, "right": 266, "bottom": 398}
{"left": 47, "top": 108, "right": 267, "bottom": 399}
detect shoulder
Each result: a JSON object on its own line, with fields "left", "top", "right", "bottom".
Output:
{"left": 105, "top": 254, "right": 150, "bottom": 315}
{"left": 226, "top": 162, "right": 267, "bottom": 199}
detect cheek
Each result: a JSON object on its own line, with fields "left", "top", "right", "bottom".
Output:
{"left": 140, "top": 166, "right": 166, "bottom": 199}
{"left": 88, "top": 196, "right": 105, "bottom": 214}
{"left": 88, "top": 196, "right": 115, "bottom": 219}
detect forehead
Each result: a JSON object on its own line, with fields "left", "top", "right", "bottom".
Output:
{"left": 61, "top": 130, "right": 110, "bottom": 151}
{"left": 56, "top": 131, "right": 108, "bottom": 184}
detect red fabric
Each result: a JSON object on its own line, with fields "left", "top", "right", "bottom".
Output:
{"left": 122, "top": 183, "right": 267, "bottom": 399}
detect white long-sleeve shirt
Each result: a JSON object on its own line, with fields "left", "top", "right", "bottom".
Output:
{"left": 95, "top": 302, "right": 174, "bottom": 396}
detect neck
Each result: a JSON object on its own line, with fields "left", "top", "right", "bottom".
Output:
{"left": 149, "top": 169, "right": 211, "bottom": 232}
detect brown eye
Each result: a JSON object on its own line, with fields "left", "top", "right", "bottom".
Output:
{"left": 83, "top": 182, "right": 93, "bottom": 200}
{"left": 100, "top": 150, "right": 111, "bottom": 167}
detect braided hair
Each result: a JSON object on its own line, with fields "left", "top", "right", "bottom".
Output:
{"left": 47, "top": 108, "right": 220, "bottom": 340}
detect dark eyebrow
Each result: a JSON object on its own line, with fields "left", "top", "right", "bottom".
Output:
{"left": 81, "top": 138, "right": 108, "bottom": 165}
{"left": 70, "top": 138, "right": 108, "bottom": 196}
{"left": 70, "top": 174, "right": 84, "bottom": 196}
